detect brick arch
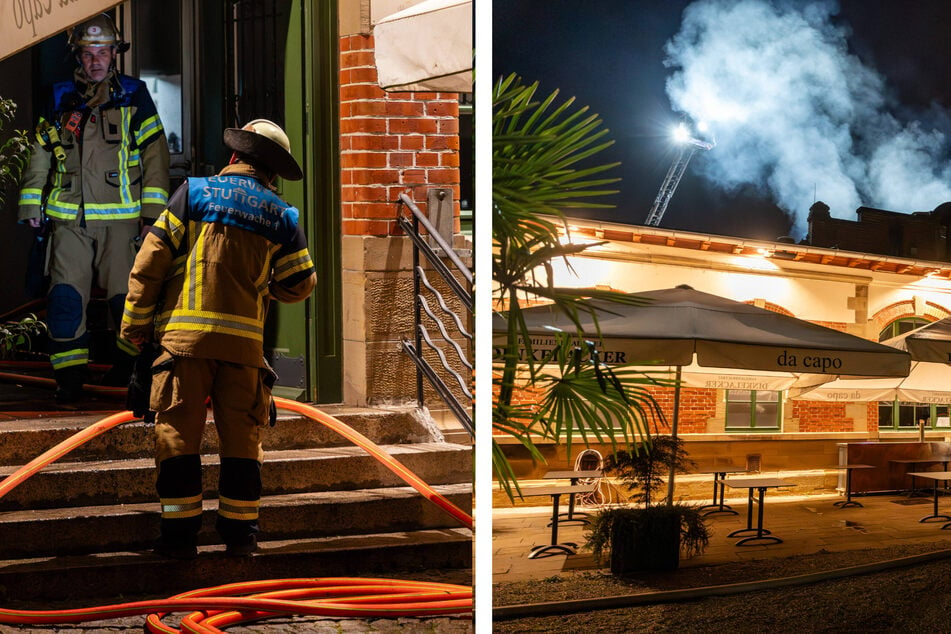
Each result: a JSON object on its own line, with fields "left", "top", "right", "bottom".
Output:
{"left": 752, "top": 299, "right": 794, "bottom": 317}
{"left": 871, "top": 301, "right": 951, "bottom": 337}
{"left": 747, "top": 298, "right": 851, "bottom": 332}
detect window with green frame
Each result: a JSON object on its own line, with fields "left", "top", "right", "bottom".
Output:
{"left": 879, "top": 403, "right": 951, "bottom": 430}
{"left": 878, "top": 317, "right": 932, "bottom": 430}
{"left": 725, "top": 390, "right": 781, "bottom": 431}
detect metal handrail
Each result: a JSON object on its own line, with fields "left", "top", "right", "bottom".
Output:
{"left": 398, "top": 193, "right": 472, "bottom": 284}
{"left": 396, "top": 193, "right": 473, "bottom": 437}
{"left": 396, "top": 194, "right": 473, "bottom": 312}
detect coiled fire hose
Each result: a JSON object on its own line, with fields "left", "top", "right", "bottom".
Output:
{"left": 0, "top": 397, "right": 474, "bottom": 631}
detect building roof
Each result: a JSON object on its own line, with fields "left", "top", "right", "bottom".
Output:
{"left": 560, "top": 218, "right": 951, "bottom": 281}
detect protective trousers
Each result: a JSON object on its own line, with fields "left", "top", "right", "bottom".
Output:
{"left": 46, "top": 221, "right": 139, "bottom": 372}
{"left": 151, "top": 352, "right": 269, "bottom": 548}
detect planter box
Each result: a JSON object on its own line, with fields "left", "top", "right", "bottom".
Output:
{"left": 610, "top": 508, "right": 681, "bottom": 574}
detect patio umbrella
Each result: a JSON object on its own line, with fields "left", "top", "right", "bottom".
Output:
{"left": 493, "top": 285, "right": 912, "bottom": 503}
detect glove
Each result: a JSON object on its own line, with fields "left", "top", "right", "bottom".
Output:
{"left": 127, "top": 343, "right": 161, "bottom": 423}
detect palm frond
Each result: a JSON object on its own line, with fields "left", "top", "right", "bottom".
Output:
{"left": 492, "top": 74, "right": 671, "bottom": 502}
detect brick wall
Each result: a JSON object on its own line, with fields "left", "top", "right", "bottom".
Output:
{"left": 866, "top": 402, "right": 879, "bottom": 433}
{"left": 339, "top": 34, "right": 461, "bottom": 235}
{"left": 652, "top": 387, "right": 717, "bottom": 433}
{"left": 338, "top": 31, "right": 467, "bottom": 412}
{"left": 808, "top": 202, "right": 950, "bottom": 261}
{"left": 790, "top": 400, "right": 854, "bottom": 432}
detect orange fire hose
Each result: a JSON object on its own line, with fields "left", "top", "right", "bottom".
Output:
{"left": 0, "top": 396, "right": 474, "bottom": 630}
{"left": 275, "top": 397, "right": 473, "bottom": 530}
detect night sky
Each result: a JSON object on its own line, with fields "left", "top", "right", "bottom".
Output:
{"left": 493, "top": 0, "right": 951, "bottom": 241}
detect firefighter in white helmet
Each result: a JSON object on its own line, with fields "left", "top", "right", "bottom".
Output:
{"left": 17, "top": 13, "right": 170, "bottom": 403}
{"left": 121, "top": 119, "right": 315, "bottom": 559}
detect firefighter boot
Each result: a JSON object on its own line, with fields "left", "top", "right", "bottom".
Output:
{"left": 155, "top": 455, "right": 203, "bottom": 560}
{"left": 54, "top": 366, "right": 85, "bottom": 404}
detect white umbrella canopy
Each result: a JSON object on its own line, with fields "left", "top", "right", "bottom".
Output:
{"left": 494, "top": 285, "right": 911, "bottom": 502}
{"left": 373, "top": 0, "right": 472, "bottom": 92}
{"left": 634, "top": 361, "right": 829, "bottom": 393}
{"left": 791, "top": 361, "right": 951, "bottom": 404}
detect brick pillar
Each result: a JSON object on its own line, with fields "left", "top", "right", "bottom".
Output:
{"left": 338, "top": 33, "right": 466, "bottom": 409}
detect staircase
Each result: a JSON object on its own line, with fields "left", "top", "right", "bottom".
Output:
{"left": 0, "top": 404, "right": 472, "bottom": 603}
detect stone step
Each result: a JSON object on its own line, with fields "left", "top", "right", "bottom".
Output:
{"left": 0, "top": 442, "right": 473, "bottom": 510}
{"left": 0, "top": 483, "right": 472, "bottom": 558}
{"left": 0, "top": 405, "right": 433, "bottom": 464}
{"left": 0, "top": 527, "right": 473, "bottom": 603}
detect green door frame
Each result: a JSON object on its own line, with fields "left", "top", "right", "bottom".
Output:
{"left": 278, "top": 0, "right": 342, "bottom": 404}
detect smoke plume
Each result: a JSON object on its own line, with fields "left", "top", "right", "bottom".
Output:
{"left": 664, "top": 0, "right": 951, "bottom": 237}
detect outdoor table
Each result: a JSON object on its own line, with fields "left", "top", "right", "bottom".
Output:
{"left": 906, "top": 472, "right": 951, "bottom": 525}
{"left": 889, "top": 458, "right": 948, "bottom": 497}
{"left": 697, "top": 467, "right": 745, "bottom": 516}
{"left": 832, "top": 464, "right": 876, "bottom": 508}
{"left": 723, "top": 477, "right": 796, "bottom": 546}
{"left": 524, "top": 484, "right": 596, "bottom": 559}
{"left": 542, "top": 469, "right": 602, "bottom": 525}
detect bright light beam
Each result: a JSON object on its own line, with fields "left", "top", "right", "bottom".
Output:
{"left": 672, "top": 122, "right": 690, "bottom": 143}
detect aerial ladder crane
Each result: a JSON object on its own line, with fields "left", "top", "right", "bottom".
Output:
{"left": 644, "top": 122, "right": 714, "bottom": 227}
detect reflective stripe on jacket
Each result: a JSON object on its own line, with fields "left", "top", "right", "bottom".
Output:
{"left": 121, "top": 164, "right": 316, "bottom": 367}
{"left": 17, "top": 74, "right": 170, "bottom": 224}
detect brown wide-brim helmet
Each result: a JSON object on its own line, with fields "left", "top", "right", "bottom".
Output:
{"left": 223, "top": 119, "right": 303, "bottom": 181}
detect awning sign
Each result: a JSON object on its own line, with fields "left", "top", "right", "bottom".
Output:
{"left": 1, "top": 0, "right": 122, "bottom": 62}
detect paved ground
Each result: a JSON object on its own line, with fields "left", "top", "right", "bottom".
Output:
{"left": 493, "top": 487, "right": 951, "bottom": 584}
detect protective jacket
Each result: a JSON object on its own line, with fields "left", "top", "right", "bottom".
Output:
{"left": 121, "top": 163, "right": 316, "bottom": 366}
{"left": 17, "top": 69, "right": 169, "bottom": 224}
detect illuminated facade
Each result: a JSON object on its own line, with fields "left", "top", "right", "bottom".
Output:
{"left": 499, "top": 217, "right": 951, "bottom": 479}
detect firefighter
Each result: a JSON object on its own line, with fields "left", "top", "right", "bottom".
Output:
{"left": 120, "top": 119, "right": 316, "bottom": 559}
{"left": 17, "top": 13, "right": 170, "bottom": 403}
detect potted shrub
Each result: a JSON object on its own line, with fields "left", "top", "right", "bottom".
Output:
{"left": 585, "top": 436, "right": 709, "bottom": 573}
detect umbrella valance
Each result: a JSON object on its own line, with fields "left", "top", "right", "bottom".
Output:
{"left": 632, "top": 362, "right": 830, "bottom": 393}
{"left": 494, "top": 286, "right": 911, "bottom": 378}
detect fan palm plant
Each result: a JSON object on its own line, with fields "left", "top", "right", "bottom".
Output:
{"left": 493, "top": 74, "right": 669, "bottom": 499}
{"left": 0, "top": 96, "right": 30, "bottom": 208}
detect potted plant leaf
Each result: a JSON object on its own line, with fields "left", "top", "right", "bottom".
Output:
{"left": 585, "top": 436, "right": 709, "bottom": 573}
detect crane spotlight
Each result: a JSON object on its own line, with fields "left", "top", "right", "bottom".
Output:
{"left": 672, "top": 122, "right": 690, "bottom": 144}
